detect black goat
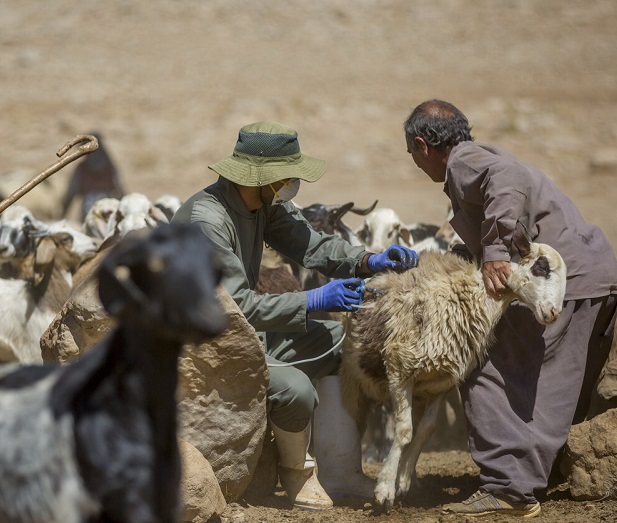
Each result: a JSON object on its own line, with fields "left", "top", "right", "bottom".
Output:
{"left": 298, "top": 199, "right": 378, "bottom": 246}
{"left": 0, "top": 223, "right": 227, "bottom": 523}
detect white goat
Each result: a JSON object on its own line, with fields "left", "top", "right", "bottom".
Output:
{"left": 73, "top": 193, "right": 169, "bottom": 289}
{"left": 355, "top": 207, "right": 409, "bottom": 252}
{"left": 0, "top": 205, "right": 48, "bottom": 277}
{"left": 103, "top": 192, "right": 169, "bottom": 241}
{"left": 0, "top": 223, "right": 227, "bottom": 523}
{"left": 0, "top": 222, "right": 98, "bottom": 363}
{"left": 154, "top": 193, "right": 182, "bottom": 222}
{"left": 341, "top": 230, "right": 567, "bottom": 507}
{"left": 83, "top": 197, "right": 120, "bottom": 239}
{"left": 356, "top": 206, "right": 462, "bottom": 254}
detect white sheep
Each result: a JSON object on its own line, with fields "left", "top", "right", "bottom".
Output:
{"left": 0, "top": 222, "right": 98, "bottom": 363}
{"left": 0, "top": 223, "right": 227, "bottom": 523}
{"left": 340, "top": 230, "right": 567, "bottom": 507}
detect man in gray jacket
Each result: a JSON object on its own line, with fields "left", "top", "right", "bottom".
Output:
{"left": 172, "top": 121, "right": 418, "bottom": 510}
{"left": 404, "top": 99, "right": 617, "bottom": 518}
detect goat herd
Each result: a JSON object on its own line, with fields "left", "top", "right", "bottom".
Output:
{"left": 0, "top": 188, "right": 568, "bottom": 521}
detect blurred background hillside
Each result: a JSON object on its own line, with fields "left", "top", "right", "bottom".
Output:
{"left": 1, "top": 0, "right": 616, "bottom": 245}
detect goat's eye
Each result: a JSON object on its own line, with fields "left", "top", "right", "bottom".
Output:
{"left": 530, "top": 256, "right": 551, "bottom": 279}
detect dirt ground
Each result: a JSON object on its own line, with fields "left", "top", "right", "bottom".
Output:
{"left": 220, "top": 452, "right": 617, "bottom": 523}
{"left": 2, "top": 1, "right": 617, "bottom": 522}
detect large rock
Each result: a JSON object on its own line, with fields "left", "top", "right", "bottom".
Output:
{"left": 179, "top": 438, "right": 226, "bottom": 523}
{"left": 178, "top": 288, "right": 269, "bottom": 502}
{"left": 586, "top": 334, "right": 617, "bottom": 419}
{"left": 242, "top": 423, "right": 279, "bottom": 502}
{"left": 40, "top": 269, "right": 113, "bottom": 363}
{"left": 562, "top": 408, "right": 617, "bottom": 500}
{"left": 41, "top": 281, "right": 269, "bottom": 503}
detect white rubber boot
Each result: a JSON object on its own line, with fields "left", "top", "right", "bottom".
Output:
{"left": 272, "top": 423, "right": 333, "bottom": 511}
{"left": 313, "top": 375, "right": 376, "bottom": 500}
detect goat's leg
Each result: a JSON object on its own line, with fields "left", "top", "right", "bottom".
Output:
{"left": 395, "top": 391, "right": 446, "bottom": 497}
{"left": 374, "top": 379, "right": 413, "bottom": 507}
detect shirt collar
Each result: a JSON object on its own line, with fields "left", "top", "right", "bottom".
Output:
{"left": 442, "top": 169, "right": 450, "bottom": 197}
{"left": 216, "top": 176, "right": 256, "bottom": 218}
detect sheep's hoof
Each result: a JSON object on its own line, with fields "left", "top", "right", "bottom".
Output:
{"left": 396, "top": 472, "right": 417, "bottom": 498}
{"left": 374, "top": 482, "right": 396, "bottom": 509}
{"left": 371, "top": 501, "right": 390, "bottom": 515}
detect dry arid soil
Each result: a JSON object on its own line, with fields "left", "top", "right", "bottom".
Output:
{"left": 2, "top": 1, "right": 617, "bottom": 522}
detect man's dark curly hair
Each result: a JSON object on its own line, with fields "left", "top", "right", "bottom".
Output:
{"left": 404, "top": 99, "right": 474, "bottom": 150}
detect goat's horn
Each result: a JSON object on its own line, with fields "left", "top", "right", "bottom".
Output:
{"left": 0, "top": 134, "right": 99, "bottom": 214}
{"left": 349, "top": 199, "right": 379, "bottom": 216}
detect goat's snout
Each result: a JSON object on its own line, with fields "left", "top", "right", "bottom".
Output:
{"left": 540, "top": 305, "right": 561, "bottom": 325}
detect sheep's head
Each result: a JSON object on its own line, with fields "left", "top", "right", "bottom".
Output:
{"left": 97, "top": 223, "right": 228, "bottom": 342}
{"left": 509, "top": 230, "right": 567, "bottom": 325}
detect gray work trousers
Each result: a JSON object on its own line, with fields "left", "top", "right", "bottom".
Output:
{"left": 461, "top": 295, "right": 617, "bottom": 504}
{"left": 262, "top": 319, "right": 344, "bottom": 432}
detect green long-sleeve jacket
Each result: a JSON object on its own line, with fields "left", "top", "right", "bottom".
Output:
{"left": 171, "top": 177, "right": 370, "bottom": 333}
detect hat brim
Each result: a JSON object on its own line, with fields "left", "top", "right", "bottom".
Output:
{"left": 209, "top": 153, "right": 326, "bottom": 186}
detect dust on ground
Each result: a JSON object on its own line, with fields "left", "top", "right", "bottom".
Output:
{"left": 220, "top": 451, "right": 617, "bottom": 523}
{"left": 2, "top": 2, "right": 617, "bottom": 523}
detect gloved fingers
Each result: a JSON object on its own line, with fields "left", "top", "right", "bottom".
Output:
{"left": 342, "top": 287, "right": 363, "bottom": 303}
{"left": 341, "top": 277, "right": 362, "bottom": 289}
{"left": 386, "top": 245, "right": 418, "bottom": 269}
{"left": 385, "top": 245, "right": 404, "bottom": 260}
{"left": 338, "top": 280, "right": 363, "bottom": 311}
{"left": 400, "top": 247, "right": 419, "bottom": 269}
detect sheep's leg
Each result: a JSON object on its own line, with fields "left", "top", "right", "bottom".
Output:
{"left": 395, "top": 391, "right": 446, "bottom": 497}
{"left": 374, "top": 379, "right": 413, "bottom": 507}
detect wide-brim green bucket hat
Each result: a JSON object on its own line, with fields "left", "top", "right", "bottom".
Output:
{"left": 208, "top": 121, "right": 327, "bottom": 186}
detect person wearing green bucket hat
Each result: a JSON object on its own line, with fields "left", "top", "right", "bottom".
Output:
{"left": 172, "top": 120, "right": 418, "bottom": 510}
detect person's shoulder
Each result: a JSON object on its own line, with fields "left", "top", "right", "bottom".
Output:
{"left": 450, "top": 141, "right": 516, "bottom": 169}
{"left": 172, "top": 188, "right": 226, "bottom": 226}
{"left": 454, "top": 141, "right": 517, "bottom": 160}
{"left": 449, "top": 141, "right": 482, "bottom": 169}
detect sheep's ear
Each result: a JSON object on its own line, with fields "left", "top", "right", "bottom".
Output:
{"left": 512, "top": 229, "right": 531, "bottom": 258}
{"left": 33, "top": 237, "right": 57, "bottom": 287}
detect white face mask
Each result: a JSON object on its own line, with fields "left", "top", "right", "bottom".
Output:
{"left": 269, "top": 178, "right": 300, "bottom": 205}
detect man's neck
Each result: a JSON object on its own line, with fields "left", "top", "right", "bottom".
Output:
{"left": 235, "top": 184, "right": 264, "bottom": 211}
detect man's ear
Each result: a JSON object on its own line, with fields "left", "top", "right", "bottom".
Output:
{"left": 414, "top": 136, "right": 429, "bottom": 155}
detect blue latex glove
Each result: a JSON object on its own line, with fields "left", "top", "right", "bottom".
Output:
{"left": 367, "top": 244, "right": 419, "bottom": 272}
{"left": 306, "top": 277, "right": 363, "bottom": 313}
